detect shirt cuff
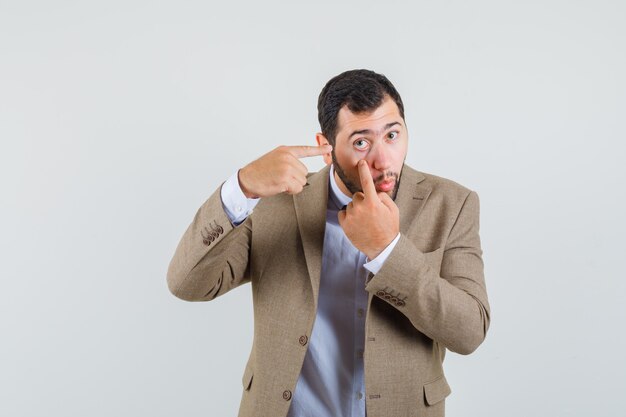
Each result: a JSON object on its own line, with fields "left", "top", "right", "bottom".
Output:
{"left": 363, "top": 233, "right": 401, "bottom": 275}
{"left": 220, "top": 170, "right": 260, "bottom": 225}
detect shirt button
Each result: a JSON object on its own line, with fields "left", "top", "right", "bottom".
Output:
{"left": 283, "top": 390, "right": 292, "bottom": 401}
{"left": 299, "top": 335, "right": 308, "bottom": 346}
{"left": 357, "top": 392, "right": 363, "bottom": 400}
{"left": 357, "top": 349, "right": 364, "bottom": 358}
{"left": 357, "top": 308, "right": 364, "bottom": 317}
{"left": 236, "top": 205, "right": 242, "bottom": 212}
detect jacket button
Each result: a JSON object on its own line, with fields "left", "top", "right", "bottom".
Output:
{"left": 396, "top": 300, "right": 406, "bottom": 307}
{"left": 383, "top": 294, "right": 391, "bottom": 300}
{"left": 390, "top": 297, "right": 398, "bottom": 303}
{"left": 202, "top": 239, "right": 210, "bottom": 246}
{"left": 299, "top": 335, "right": 308, "bottom": 346}
{"left": 376, "top": 290, "right": 385, "bottom": 297}
{"left": 283, "top": 390, "right": 292, "bottom": 400}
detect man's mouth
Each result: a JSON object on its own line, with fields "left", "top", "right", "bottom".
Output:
{"left": 375, "top": 178, "right": 395, "bottom": 193}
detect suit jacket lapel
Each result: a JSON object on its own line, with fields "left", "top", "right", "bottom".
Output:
{"left": 293, "top": 164, "right": 331, "bottom": 309}
{"left": 393, "top": 164, "right": 431, "bottom": 238}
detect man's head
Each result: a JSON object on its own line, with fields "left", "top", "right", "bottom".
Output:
{"left": 316, "top": 69, "right": 408, "bottom": 200}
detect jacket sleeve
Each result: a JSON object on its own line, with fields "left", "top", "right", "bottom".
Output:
{"left": 166, "top": 183, "right": 253, "bottom": 302}
{"left": 364, "top": 190, "right": 490, "bottom": 355}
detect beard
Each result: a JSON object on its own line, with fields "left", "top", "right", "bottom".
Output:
{"left": 332, "top": 151, "right": 403, "bottom": 201}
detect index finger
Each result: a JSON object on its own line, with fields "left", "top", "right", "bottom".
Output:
{"left": 358, "top": 160, "right": 377, "bottom": 198}
{"left": 287, "top": 144, "right": 333, "bottom": 159}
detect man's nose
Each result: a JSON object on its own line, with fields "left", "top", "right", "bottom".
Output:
{"left": 369, "top": 143, "right": 391, "bottom": 172}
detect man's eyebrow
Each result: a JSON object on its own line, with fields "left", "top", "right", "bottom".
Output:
{"left": 348, "top": 121, "right": 402, "bottom": 139}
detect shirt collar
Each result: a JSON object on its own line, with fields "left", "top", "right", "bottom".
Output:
{"left": 329, "top": 164, "right": 353, "bottom": 209}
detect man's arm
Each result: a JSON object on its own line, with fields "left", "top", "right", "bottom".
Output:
{"left": 166, "top": 181, "right": 254, "bottom": 302}
{"left": 166, "top": 144, "right": 333, "bottom": 302}
{"left": 364, "top": 190, "right": 490, "bottom": 355}
{"left": 339, "top": 160, "right": 489, "bottom": 354}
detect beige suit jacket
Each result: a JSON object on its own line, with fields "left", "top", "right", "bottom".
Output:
{"left": 167, "top": 164, "right": 490, "bottom": 417}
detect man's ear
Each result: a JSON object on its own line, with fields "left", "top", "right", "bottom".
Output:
{"left": 315, "top": 133, "right": 333, "bottom": 166}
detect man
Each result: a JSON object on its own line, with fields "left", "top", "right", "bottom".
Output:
{"left": 167, "top": 69, "right": 490, "bottom": 417}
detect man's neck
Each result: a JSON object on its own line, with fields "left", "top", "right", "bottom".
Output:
{"left": 329, "top": 164, "right": 353, "bottom": 208}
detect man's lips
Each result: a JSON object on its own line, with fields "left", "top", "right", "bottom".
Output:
{"left": 375, "top": 179, "right": 395, "bottom": 192}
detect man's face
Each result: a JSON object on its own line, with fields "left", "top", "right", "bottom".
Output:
{"left": 318, "top": 96, "right": 408, "bottom": 200}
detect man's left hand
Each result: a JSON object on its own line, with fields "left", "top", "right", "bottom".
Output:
{"left": 338, "top": 160, "right": 400, "bottom": 260}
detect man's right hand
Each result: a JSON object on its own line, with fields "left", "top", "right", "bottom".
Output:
{"left": 238, "top": 144, "right": 333, "bottom": 199}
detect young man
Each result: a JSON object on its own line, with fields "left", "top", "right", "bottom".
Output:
{"left": 167, "top": 69, "right": 491, "bottom": 417}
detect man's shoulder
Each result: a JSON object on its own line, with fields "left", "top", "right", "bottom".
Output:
{"left": 402, "top": 164, "right": 475, "bottom": 200}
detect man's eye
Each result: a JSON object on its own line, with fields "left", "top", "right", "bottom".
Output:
{"left": 388, "top": 131, "right": 399, "bottom": 140}
{"left": 354, "top": 139, "right": 369, "bottom": 150}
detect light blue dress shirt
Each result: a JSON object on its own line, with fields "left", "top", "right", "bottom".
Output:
{"left": 220, "top": 165, "right": 400, "bottom": 417}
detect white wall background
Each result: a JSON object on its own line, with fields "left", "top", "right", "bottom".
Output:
{"left": 1, "top": 0, "right": 624, "bottom": 416}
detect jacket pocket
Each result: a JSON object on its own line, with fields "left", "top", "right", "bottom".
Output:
{"left": 423, "top": 374, "right": 451, "bottom": 405}
{"left": 242, "top": 362, "right": 254, "bottom": 391}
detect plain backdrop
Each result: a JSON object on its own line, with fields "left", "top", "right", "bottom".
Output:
{"left": 1, "top": 1, "right": 625, "bottom": 416}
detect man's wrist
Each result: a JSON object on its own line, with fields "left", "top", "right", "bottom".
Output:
{"left": 238, "top": 168, "right": 257, "bottom": 199}
{"left": 363, "top": 233, "right": 401, "bottom": 274}
{"left": 221, "top": 170, "right": 260, "bottom": 225}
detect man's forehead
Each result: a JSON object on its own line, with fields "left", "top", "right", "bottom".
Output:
{"left": 337, "top": 97, "right": 402, "bottom": 134}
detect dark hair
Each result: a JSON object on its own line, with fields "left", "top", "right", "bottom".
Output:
{"left": 317, "top": 69, "right": 405, "bottom": 146}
